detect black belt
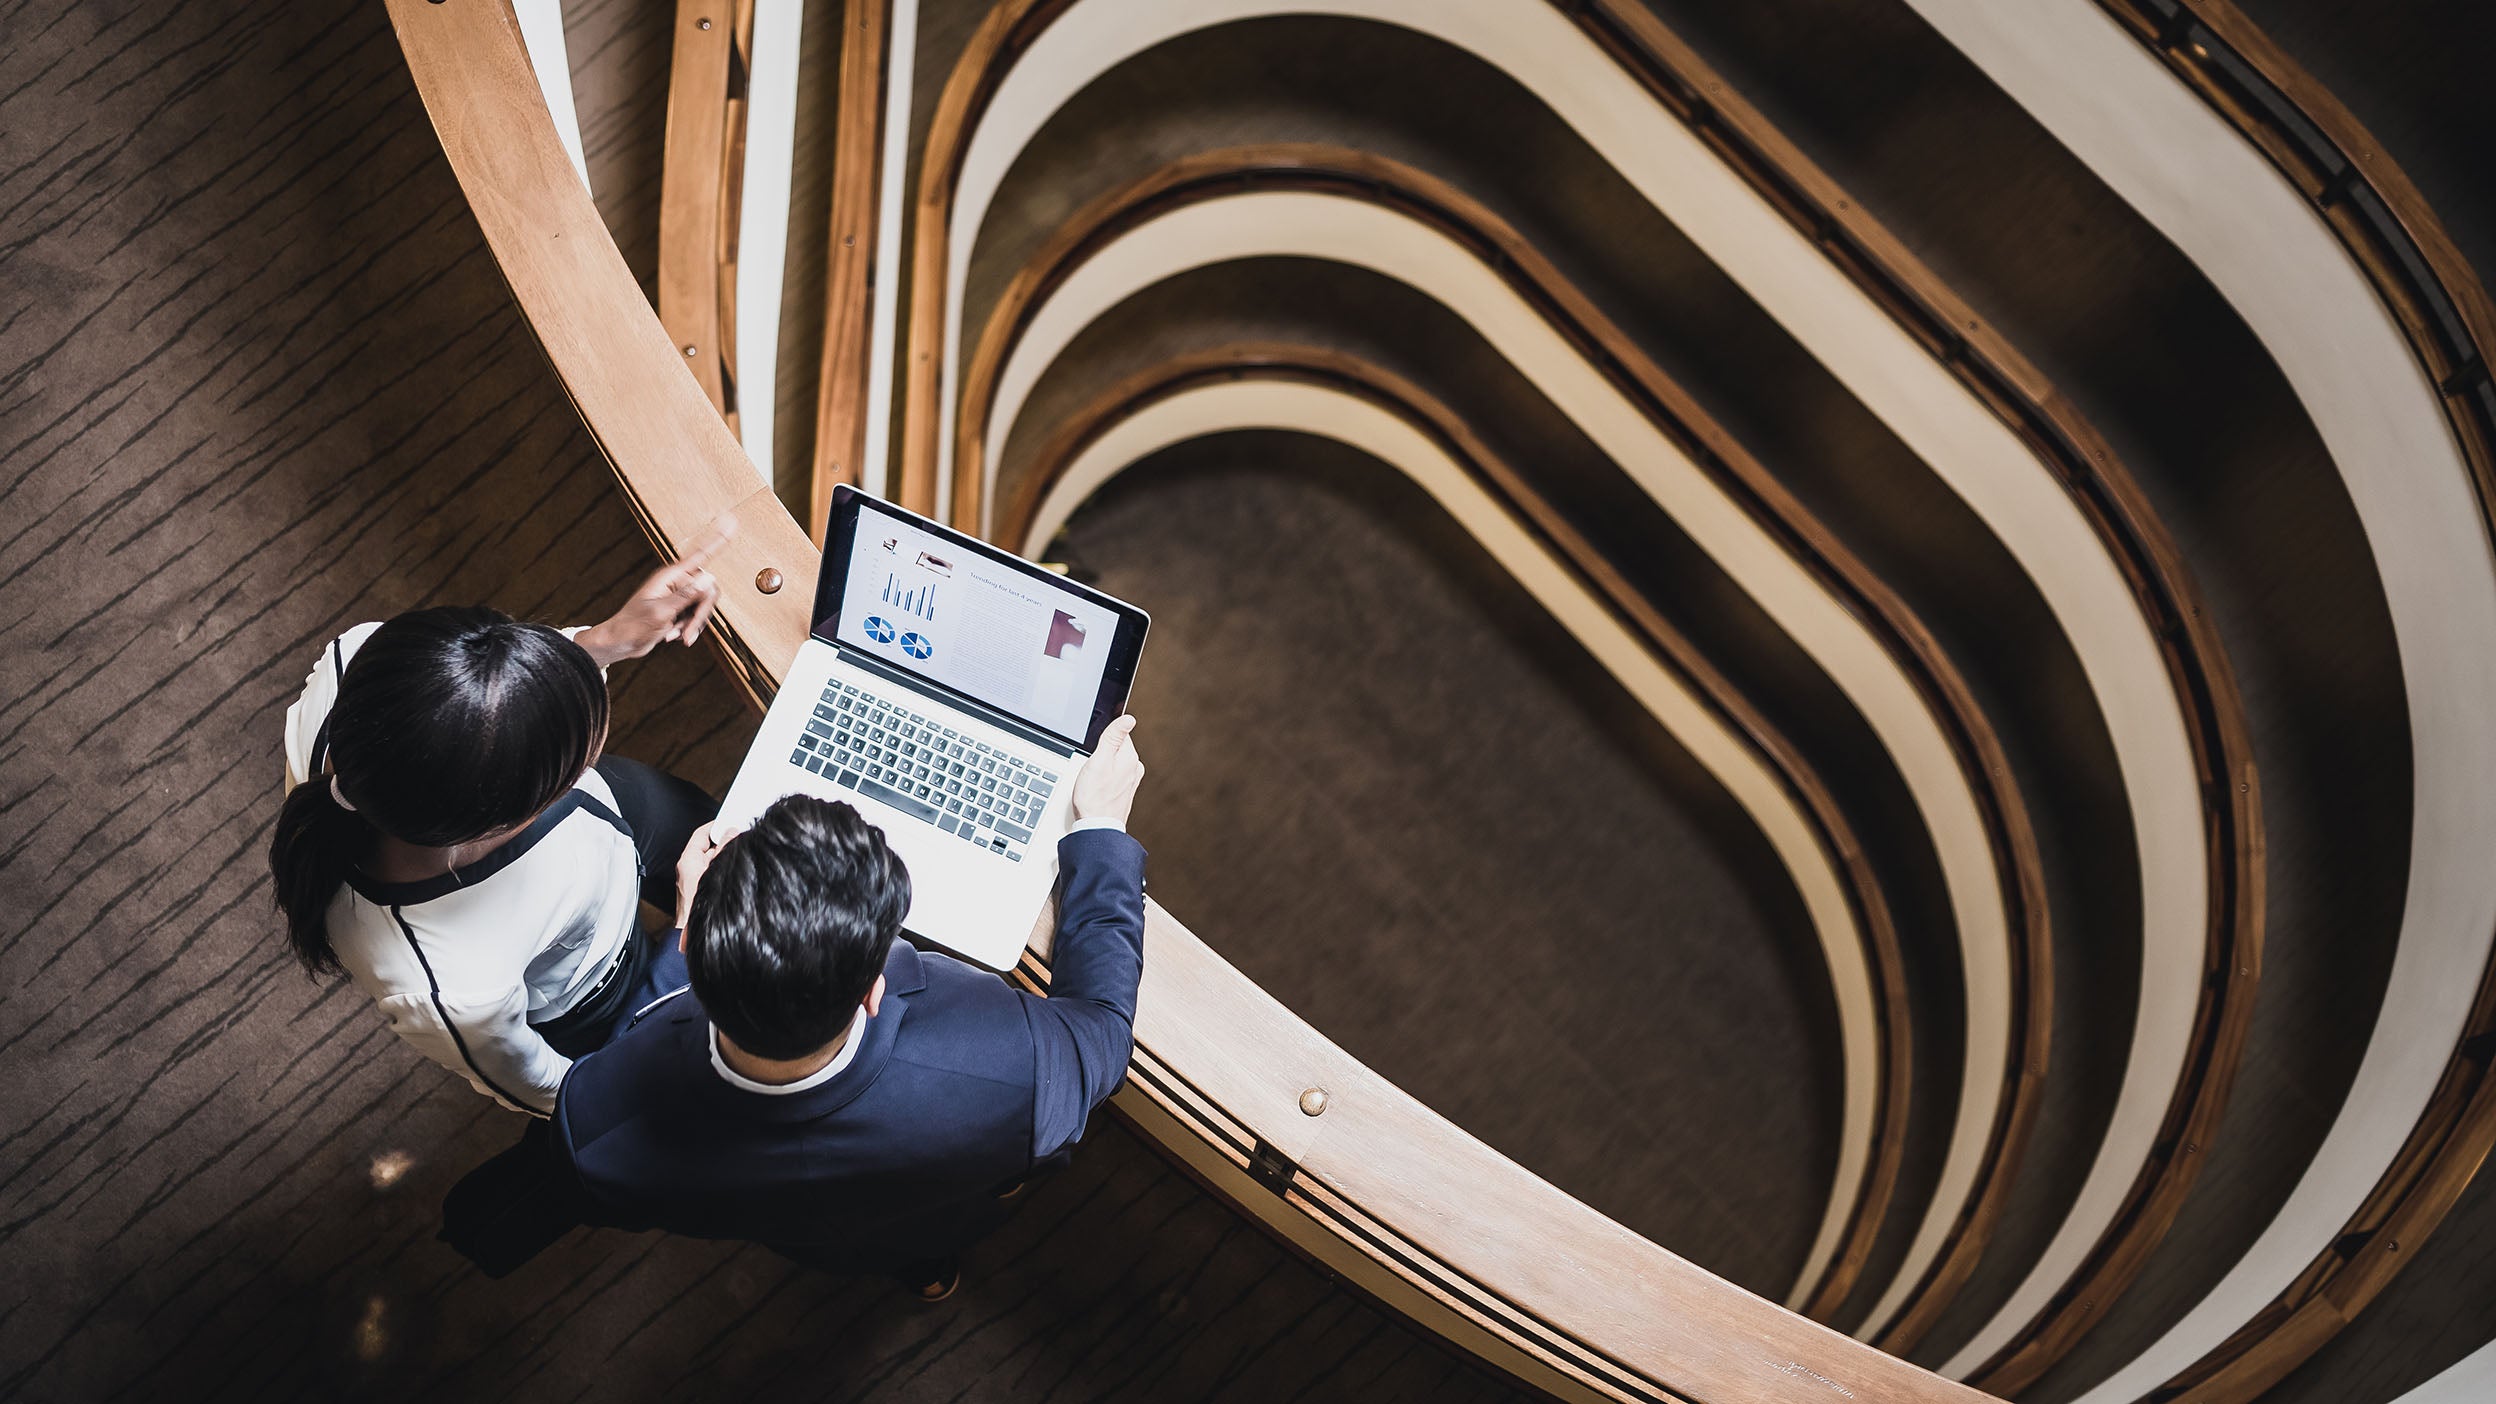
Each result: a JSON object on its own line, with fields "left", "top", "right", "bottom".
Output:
{"left": 530, "top": 925, "right": 653, "bottom": 1059}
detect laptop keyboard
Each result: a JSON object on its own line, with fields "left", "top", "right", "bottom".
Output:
{"left": 792, "top": 678, "right": 1060, "bottom": 862}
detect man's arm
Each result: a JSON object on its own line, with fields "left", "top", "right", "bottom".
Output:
{"left": 1026, "top": 718, "right": 1147, "bottom": 1162}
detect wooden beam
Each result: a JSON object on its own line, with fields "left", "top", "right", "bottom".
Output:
{"left": 656, "top": 0, "right": 739, "bottom": 424}
{"left": 956, "top": 148, "right": 2067, "bottom": 1321}
{"left": 901, "top": 32, "right": 2255, "bottom": 1354}
{"left": 2031, "top": 5, "right": 2496, "bottom": 1398}
{"left": 1563, "top": 0, "right": 2261, "bottom": 1357}
{"left": 809, "top": 0, "right": 891, "bottom": 540}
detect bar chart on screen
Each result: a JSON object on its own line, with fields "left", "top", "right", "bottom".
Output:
{"left": 881, "top": 573, "right": 939, "bottom": 621}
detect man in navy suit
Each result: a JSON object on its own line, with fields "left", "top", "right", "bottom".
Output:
{"left": 546, "top": 716, "right": 1149, "bottom": 1299}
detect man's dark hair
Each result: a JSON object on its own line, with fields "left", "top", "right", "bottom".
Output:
{"left": 686, "top": 796, "right": 910, "bottom": 1061}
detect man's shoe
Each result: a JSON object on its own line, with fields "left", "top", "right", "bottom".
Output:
{"left": 911, "top": 1266, "right": 961, "bottom": 1303}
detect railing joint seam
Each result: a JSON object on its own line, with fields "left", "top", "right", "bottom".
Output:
{"left": 1248, "top": 1138, "right": 1300, "bottom": 1196}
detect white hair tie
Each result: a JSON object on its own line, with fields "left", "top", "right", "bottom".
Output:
{"left": 329, "top": 773, "right": 357, "bottom": 812}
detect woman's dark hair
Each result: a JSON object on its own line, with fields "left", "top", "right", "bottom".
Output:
{"left": 269, "top": 607, "right": 609, "bottom": 977}
{"left": 686, "top": 796, "right": 909, "bottom": 1061}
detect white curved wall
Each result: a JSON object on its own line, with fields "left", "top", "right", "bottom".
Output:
{"left": 733, "top": 1, "right": 805, "bottom": 484}
{"left": 1900, "top": 2, "right": 2496, "bottom": 1395}
{"left": 980, "top": 190, "right": 2019, "bottom": 1305}
{"left": 1022, "top": 381, "right": 1885, "bottom": 1301}
{"left": 2397, "top": 1339, "right": 2496, "bottom": 1404}
{"left": 941, "top": 0, "right": 2209, "bottom": 1336}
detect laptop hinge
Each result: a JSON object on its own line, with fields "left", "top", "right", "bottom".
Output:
{"left": 834, "top": 646, "right": 1079, "bottom": 756}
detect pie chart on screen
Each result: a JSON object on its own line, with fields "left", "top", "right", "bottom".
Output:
{"left": 900, "top": 632, "right": 933, "bottom": 659}
{"left": 863, "top": 616, "right": 896, "bottom": 643}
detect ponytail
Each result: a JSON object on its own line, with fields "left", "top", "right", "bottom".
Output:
{"left": 270, "top": 776, "right": 366, "bottom": 977}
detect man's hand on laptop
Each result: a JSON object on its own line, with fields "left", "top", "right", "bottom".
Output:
{"left": 675, "top": 819, "right": 746, "bottom": 934}
{"left": 1071, "top": 715, "right": 1144, "bottom": 829}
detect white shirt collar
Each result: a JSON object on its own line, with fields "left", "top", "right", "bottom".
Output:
{"left": 708, "top": 1016, "right": 866, "bottom": 1095}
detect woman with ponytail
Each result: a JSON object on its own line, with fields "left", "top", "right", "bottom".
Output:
{"left": 272, "top": 541, "right": 730, "bottom": 1116}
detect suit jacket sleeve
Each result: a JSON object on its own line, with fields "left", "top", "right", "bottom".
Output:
{"left": 1025, "top": 828, "right": 1147, "bottom": 1163}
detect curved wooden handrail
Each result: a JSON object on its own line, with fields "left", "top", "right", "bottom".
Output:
{"left": 382, "top": 2, "right": 2002, "bottom": 1399}
{"left": 2044, "top": 5, "right": 2496, "bottom": 1400}
{"left": 958, "top": 143, "right": 2056, "bottom": 1319}
{"left": 655, "top": 0, "right": 747, "bottom": 425}
{"left": 901, "top": 0, "right": 2260, "bottom": 1365}
{"left": 1004, "top": 341, "right": 1904, "bottom": 1382}
{"left": 638, "top": 0, "right": 886, "bottom": 524}
{"left": 806, "top": 0, "right": 890, "bottom": 539}
{"left": 898, "top": 0, "right": 1064, "bottom": 516}
{"left": 1003, "top": 340, "right": 1916, "bottom": 1311}
{"left": 1533, "top": 2, "right": 2268, "bottom": 1356}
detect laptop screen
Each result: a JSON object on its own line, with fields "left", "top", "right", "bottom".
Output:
{"left": 819, "top": 494, "right": 1141, "bottom": 749}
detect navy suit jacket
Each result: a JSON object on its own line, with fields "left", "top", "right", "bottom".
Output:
{"left": 545, "top": 828, "right": 1146, "bottom": 1276}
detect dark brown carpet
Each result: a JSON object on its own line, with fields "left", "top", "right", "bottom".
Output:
{"left": 0, "top": 3, "right": 1543, "bottom": 1400}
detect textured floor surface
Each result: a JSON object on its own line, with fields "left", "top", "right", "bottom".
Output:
{"left": 0, "top": 2, "right": 1836, "bottom": 1400}
{"left": 0, "top": 3, "right": 1536, "bottom": 1400}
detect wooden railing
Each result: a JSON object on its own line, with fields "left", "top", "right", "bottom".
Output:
{"left": 807, "top": 0, "right": 888, "bottom": 536}
{"left": 1002, "top": 332, "right": 1920, "bottom": 1315}
{"left": 654, "top": 0, "right": 746, "bottom": 426}
{"left": 445, "top": 0, "right": 2496, "bottom": 1393}
{"left": 957, "top": 142, "right": 2064, "bottom": 1321}
{"left": 1549, "top": 3, "right": 2265, "bottom": 1357}
{"left": 897, "top": 0, "right": 2260, "bottom": 1372}
{"left": 656, "top": 0, "right": 887, "bottom": 532}
{"left": 999, "top": 335, "right": 1920, "bottom": 1313}
{"left": 2065, "top": 4, "right": 2496, "bottom": 1400}
{"left": 383, "top": 1, "right": 2006, "bottom": 1399}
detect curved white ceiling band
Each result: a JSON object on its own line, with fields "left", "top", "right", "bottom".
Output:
{"left": 731, "top": 0, "right": 805, "bottom": 483}
{"left": 1897, "top": 3, "right": 2496, "bottom": 1395}
{"left": 941, "top": 0, "right": 2207, "bottom": 1338}
{"left": 857, "top": 0, "right": 919, "bottom": 497}
{"left": 1022, "top": 377, "right": 1883, "bottom": 1297}
{"left": 979, "top": 191, "right": 2013, "bottom": 1307}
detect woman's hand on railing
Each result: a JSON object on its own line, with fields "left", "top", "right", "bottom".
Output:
{"left": 577, "top": 515, "right": 737, "bottom": 666}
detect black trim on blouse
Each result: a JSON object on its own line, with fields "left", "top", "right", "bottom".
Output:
{"left": 345, "top": 789, "right": 630, "bottom": 907}
{"left": 391, "top": 906, "right": 546, "bottom": 1117}
{"left": 311, "top": 636, "right": 345, "bottom": 774}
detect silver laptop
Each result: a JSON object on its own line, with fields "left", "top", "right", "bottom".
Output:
{"left": 718, "top": 485, "right": 1150, "bottom": 970}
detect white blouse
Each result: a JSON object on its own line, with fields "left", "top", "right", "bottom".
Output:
{"left": 283, "top": 623, "right": 640, "bottom": 1116}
